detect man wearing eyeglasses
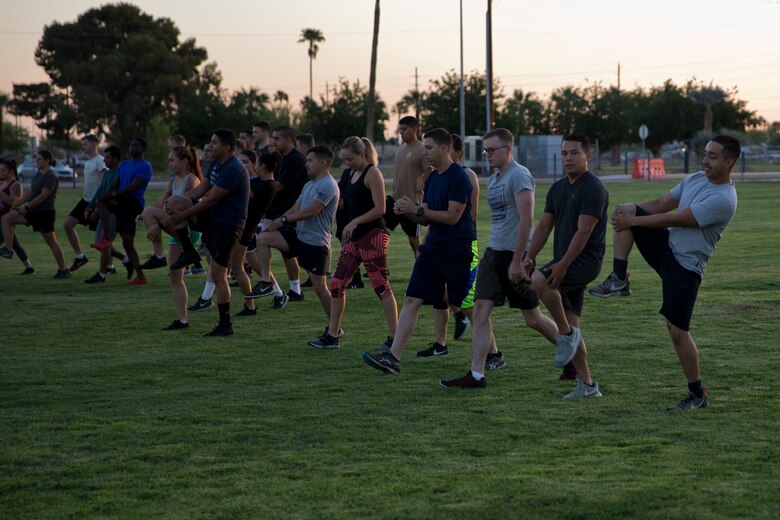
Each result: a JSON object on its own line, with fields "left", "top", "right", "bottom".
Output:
{"left": 439, "top": 128, "right": 561, "bottom": 388}
{"left": 524, "top": 134, "right": 609, "bottom": 399}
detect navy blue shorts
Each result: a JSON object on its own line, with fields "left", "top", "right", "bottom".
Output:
{"left": 406, "top": 242, "right": 473, "bottom": 308}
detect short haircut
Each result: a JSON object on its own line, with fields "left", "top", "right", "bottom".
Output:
{"left": 307, "top": 145, "right": 333, "bottom": 163}
{"left": 213, "top": 128, "right": 237, "bottom": 150}
{"left": 399, "top": 115, "right": 419, "bottom": 128}
{"left": 451, "top": 134, "right": 464, "bottom": 153}
{"left": 273, "top": 125, "right": 294, "bottom": 140}
{"left": 169, "top": 134, "right": 186, "bottom": 146}
{"left": 483, "top": 128, "right": 513, "bottom": 145}
{"left": 241, "top": 129, "right": 253, "bottom": 136}
{"left": 253, "top": 121, "right": 271, "bottom": 132}
{"left": 561, "top": 133, "right": 590, "bottom": 153}
{"left": 423, "top": 128, "right": 453, "bottom": 148}
{"left": 711, "top": 134, "right": 741, "bottom": 161}
{"left": 104, "top": 145, "right": 121, "bottom": 160}
{"left": 295, "top": 133, "right": 315, "bottom": 148}
{"left": 83, "top": 134, "right": 99, "bottom": 144}
{"left": 132, "top": 137, "right": 148, "bottom": 151}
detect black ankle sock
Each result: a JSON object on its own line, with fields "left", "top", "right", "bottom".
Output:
{"left": 218, "top": 303, "right": 230, "bottom": 327}
{"left": 688, "top": 380, "right": 704, "bottom": 398}
{"left": 613, "top": 258, "right": 628, "bottom": 279}
{"left": 176, "top": 227, "right": 198, "bottom": 255}
{"left": 454, "top": 311, "right": 466, "bottom": 320}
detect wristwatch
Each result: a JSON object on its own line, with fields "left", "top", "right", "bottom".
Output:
{"left": 280, "top": 215, "right": 288, "bottom": 225}
{"left": 111, "top": 191, "right": 117, "bottom": 198}
{"left": 416, "top": 206, "right": 425, "bottom": 218}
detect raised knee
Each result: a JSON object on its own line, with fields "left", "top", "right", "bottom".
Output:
{"left": 330, "top": 276, "right": 347, "bottom": 299}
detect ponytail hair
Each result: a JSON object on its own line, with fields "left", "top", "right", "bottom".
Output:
{"left": 171, "top": 146, "right": 202, "bottom": 180}
{"left": 341, "top": 136, "right": 378, "bottom": 166}
{"left": 1, "top": 159, "right": 19, "bottom": 180}
{"left": 37, "top": 149, "right": 56, "bottom": 167}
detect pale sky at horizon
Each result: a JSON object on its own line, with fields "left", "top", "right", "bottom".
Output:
{"left": 2, "top": 0, "right": 779, "bottom": 137}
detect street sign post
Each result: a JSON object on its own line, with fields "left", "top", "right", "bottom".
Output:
{"left": 639, "top": 125, "right": 649, "bottom": 180}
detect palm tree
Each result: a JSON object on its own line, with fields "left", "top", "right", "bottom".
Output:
{"left": 298, "top": 28, "right": 325, "bottom": 101}
{"left": 365, "top": 0, "right": 381, "bottom": 141}
{"left": 690, "top": 82, "right": 725, "bottom": 134}
{"left": 0, "top": 91, "right": 9, "bottom": 151}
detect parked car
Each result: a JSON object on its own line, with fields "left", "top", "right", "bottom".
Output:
{"left": 17, "top": 155, "right": 76, "bottom": 181}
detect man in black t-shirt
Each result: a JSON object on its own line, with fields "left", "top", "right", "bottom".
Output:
{"left": 524, "top": 134, "right": 608, "bottom": 399}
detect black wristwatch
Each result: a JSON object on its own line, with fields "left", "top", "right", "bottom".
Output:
{"left": 416, "top": 206, "right": 425, "bottom": 218}
{"left": 280, "top": 215, "right": 288, "bottom": 225}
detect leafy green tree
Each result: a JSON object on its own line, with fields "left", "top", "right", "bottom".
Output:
{"left": 28, "top": 3, "right": 207, "bottom": 150}
{"left": 1, "top": 121, "right": 30, "bottom": 153}
{"left": 495, "top": 89, "right": 550, "bottom": 136}
{"left": 173, "top": 62, "right": 228, "bottom": 147}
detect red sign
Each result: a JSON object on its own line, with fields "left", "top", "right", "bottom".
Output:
{"left": 632, "top": 158, "right": 666, "bottom": 179}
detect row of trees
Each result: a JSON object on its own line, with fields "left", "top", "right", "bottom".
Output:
{"left": 2, "top": 3, "right": 768, "bottom": 165}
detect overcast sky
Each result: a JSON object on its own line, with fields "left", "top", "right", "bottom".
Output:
{"left": 2, "top": 0, "right": 779, "bottom": 135}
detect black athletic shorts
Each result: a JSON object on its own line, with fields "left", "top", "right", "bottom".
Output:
{"left": 475, "top": 248, "right": 539, "bottom": 309}
{"left": 26, "top": 209, "right": 56, "bottom": 233}
{"left": 114, "top": 195, "right": 143, "bottom": 236}
{"left": 68, "top": 198, "right": 96, "bottom": 229}
{"left": 383, "top": 196, "right": 420, "bottom": 237}
{"left": 206, "top": 224, "right": 241, "bottom": 268}
{"left": 406, "top": 241, "right": 473, "bottom": 308}
{"left": 539, "top": 254, "right": 602, "bottom": 317}
{"left": 278, "top": 225, "right": 329, "bottom": 276}
{"left": 631, "top": 205, "right": 702, "bottom": 331}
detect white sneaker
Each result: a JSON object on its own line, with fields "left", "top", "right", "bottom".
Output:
{"left": 564, "top": 376, "right": 603, "bottom": 399}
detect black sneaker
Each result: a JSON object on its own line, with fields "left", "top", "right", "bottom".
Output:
{"left": 453, "top": 314, "right": 470, "bottom": 340}
{"left": 122, "top": 260, "right": 133, "bottom": 279}
{"left": 54, "top": 269, "right": 72, "bottom": 280}
{"left": 247, "top": 281, "right": 274, "bottom": 299}
{"left": 204, "top": 324, "right": 234, "bottom": 337}
{"left": 140, "top": 255, "right": 167, "bottom": 270}
{"left": 417, "top": 342, "right": 448, "bottom": 358}
{"left": 301, "top": 277, "right": 313, "bottom": 288}
{"left": 375, "top": 336, "right": 394, "bottom": 351}
{"left": 559, "top": 362, "right": 577, "bottom": 381}
{"left": 287, "top": 290, "right": 304, "bottom": 302}
{"left": 235, "top": 305, "right": 257, "bottom": 317}
{"left": 84, "top": 272, "right": 106, "bottom": 284}
{"left": 69, "top": 256, "right": 89, "bottom": 272}
{"left": 308, "top": 333, "right": 340, "bottom": 349}
{"left": 162, "top": 319, "right": 189, "bottom": 330}
{"left": 667, "top": 390, "right": 708, "bottom": 411}
{"left": 485, "top": 352, "right": 506, "bottom": 371}
{"left": 347, "top": 275, "right": 364, "bottom": 289}
{"left": 170, "top": 250, "right": 200, "bottom": 270}
{"left": 0, "top": 246, "right": 14, "bottom": 259}
{"left": 272, "top": 292, "right": 289, "bottom": 309}
{"left": 20, "top": 267, "right": 35, "bottom": 275}
{"left": 106, "top": 265, "right": 117, "bottom": 275}
{"left": 362, "top": 351, "right": 400, "bottom": 375}
{"left": 439, "top": 371, "right": 487, "bottom": 389}
{"left": 188, "top": 297, "right": 213, "bottom": 311}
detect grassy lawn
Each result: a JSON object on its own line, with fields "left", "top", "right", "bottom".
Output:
{"left": 1, "top": 181, "right": 778, "bottom": 519}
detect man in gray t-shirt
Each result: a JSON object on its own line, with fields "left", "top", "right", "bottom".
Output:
{"left": 261, "top": 146, "right": 339, "bottom": 327}
{"left": 439, "top": 129, "right": 561, "bottom": 389}
{"left": 591, "top": 135, "right": 740, "bottom": 412}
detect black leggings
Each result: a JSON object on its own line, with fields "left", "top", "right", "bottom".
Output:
{"left": 0, "top": 235, "right": 29, "bottom": 262}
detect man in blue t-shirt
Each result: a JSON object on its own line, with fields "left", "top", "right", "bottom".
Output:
{"left": 93, "top": 138, "right": 153, "bottom": 285}
{"left": 525, "top": 133, "right": 609, "bottom": 400}
{"left": 362, "top": 128, "right": 475, "bottom": 375}
{"left": 591, "top": 135, "right": 740, "bottom": 412}
{"left": 162, "top": 129, "right": 249, "bottom": 337}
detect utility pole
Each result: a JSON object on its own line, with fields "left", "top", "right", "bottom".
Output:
{"left": 459, "top": 0, "right": 466, "bottom": 138}
{"left": 485, "top": 0, "right": 494, "bottom": 133}
{"left": 414, "top": 67, "right": 420, "bottom": 123}
{"left": 617, "top": 62, "right": 621, "bottom": 90}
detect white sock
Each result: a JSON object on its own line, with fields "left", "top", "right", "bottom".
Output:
{"left": 471, "top": 370, "right": 485, "bottom": 380}
{"left": 154, "top": 254, "right": 164, "bottom": 259}
{"left": 179, "top": 319, "right": 188, "bottom": 324}
{"left": 108, "top": 264, "right": 115, "bottom": 270}
{"left": 273, "top": 281, "right": 284, "bottom": 297}
{"left": 123, "top": 255, "right": 130, "bottom": 263}
{"left": 202, "top": 281, "right": 216, "bottom": 299}
{"left": 290, "top": 280, "right": 301, "bottom": 294}
{"left": 75, "top": 253, "right": 85, "bottom": 259}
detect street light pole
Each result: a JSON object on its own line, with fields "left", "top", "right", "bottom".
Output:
{"left": 485, "top": 0, "right": 493, "bottom": 133}
{"left": 459, "top": 0, "right": 465, "bottom": 138}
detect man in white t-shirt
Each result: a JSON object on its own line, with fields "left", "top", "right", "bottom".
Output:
{"left": 63, "top": 135, "right": 105, "bottom": 271}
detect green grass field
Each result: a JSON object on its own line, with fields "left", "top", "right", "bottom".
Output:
{"left": 2, "top": 181, "right": 779, "bottom": 519}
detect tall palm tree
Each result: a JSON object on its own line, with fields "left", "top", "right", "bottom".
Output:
{"left": 365, "top": 0, "right": 381, "bottom": 141}
{"left": 0, "top": 91, "right": 9, "bottom": 152}
{"left": 298, "top": 28, "right": 325, "bottom": 101}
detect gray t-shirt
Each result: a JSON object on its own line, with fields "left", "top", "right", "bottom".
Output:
{"left": 487, "top": 160, "right": 535, "bottom": 251}
{"left": 82, "top": 154, "right": 105, "bottom": 202}
{"left": 668, "top": 171, "right": 737, "bottom": 276}
{"left": 296, "top": 174, "right": 339, "bottom": 248}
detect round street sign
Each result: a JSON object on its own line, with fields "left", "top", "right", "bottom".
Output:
{"left": 639, "top": 125, "right": 649, "bottom": 140}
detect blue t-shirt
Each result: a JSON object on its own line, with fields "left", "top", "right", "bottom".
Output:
{"left": 422, "top": 162, "right": 475, "bottom": 245}
{"left": 209, "top": 155, "right": 249, "bottom": 228}
{"left": 117, "top": 159, "right": 153, "bottom": 206}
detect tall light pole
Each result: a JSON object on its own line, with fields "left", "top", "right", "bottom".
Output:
{"left": 459, "top": 0, "right": 465, "bottom": 138}
{"left": 485, "top": 0, "right": 494, "bottom": 133}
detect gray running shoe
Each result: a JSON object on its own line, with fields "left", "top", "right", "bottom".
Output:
{"left": 563, "top": 376, "right": 602, "bottom": 399}
{"left": 308, "top": 333, "right": 340, "bottom": 349}
{"left": 362, "top": 351, "right": 400, "bottom": 375}
{"left": 54, "top": 269, "right": 72, "bottom": 279}
{"left": 588, "top": 272, "right": 631, "bottom": 298}
{"left": 667, "top": 391, "right": 708, "bottom": 411}
{"left": 485, "top": 351, "right": 506, "bottom": 371}
{"left": 554, "top": 326, "right": 582, "bottom": 367}
{"left": 375, "top": 336, "right": 394, "bottom": 351}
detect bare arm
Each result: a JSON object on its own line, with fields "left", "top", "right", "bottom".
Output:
{"left": 341, "top": 167, "right": 386, "bottom": 239}
{"left": 543, "top": 214, "right": 600, "bottom": 289}
{"left": 26, "top": 187, "right": 55, "bottom": 210}
{"left": 0, "top": 182, "right": 22, "bottom": 206}
{"left": 509, "top": 189, "right": 534, "bottom": 281}
{"left": 184, "top": 178, "right": 211, "bottom": 200}
{"left": 526, "top": 212, "right": 554, "bottom": 264}
{"left": 466, "top": 167, "right": 479, "bottom": 222}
